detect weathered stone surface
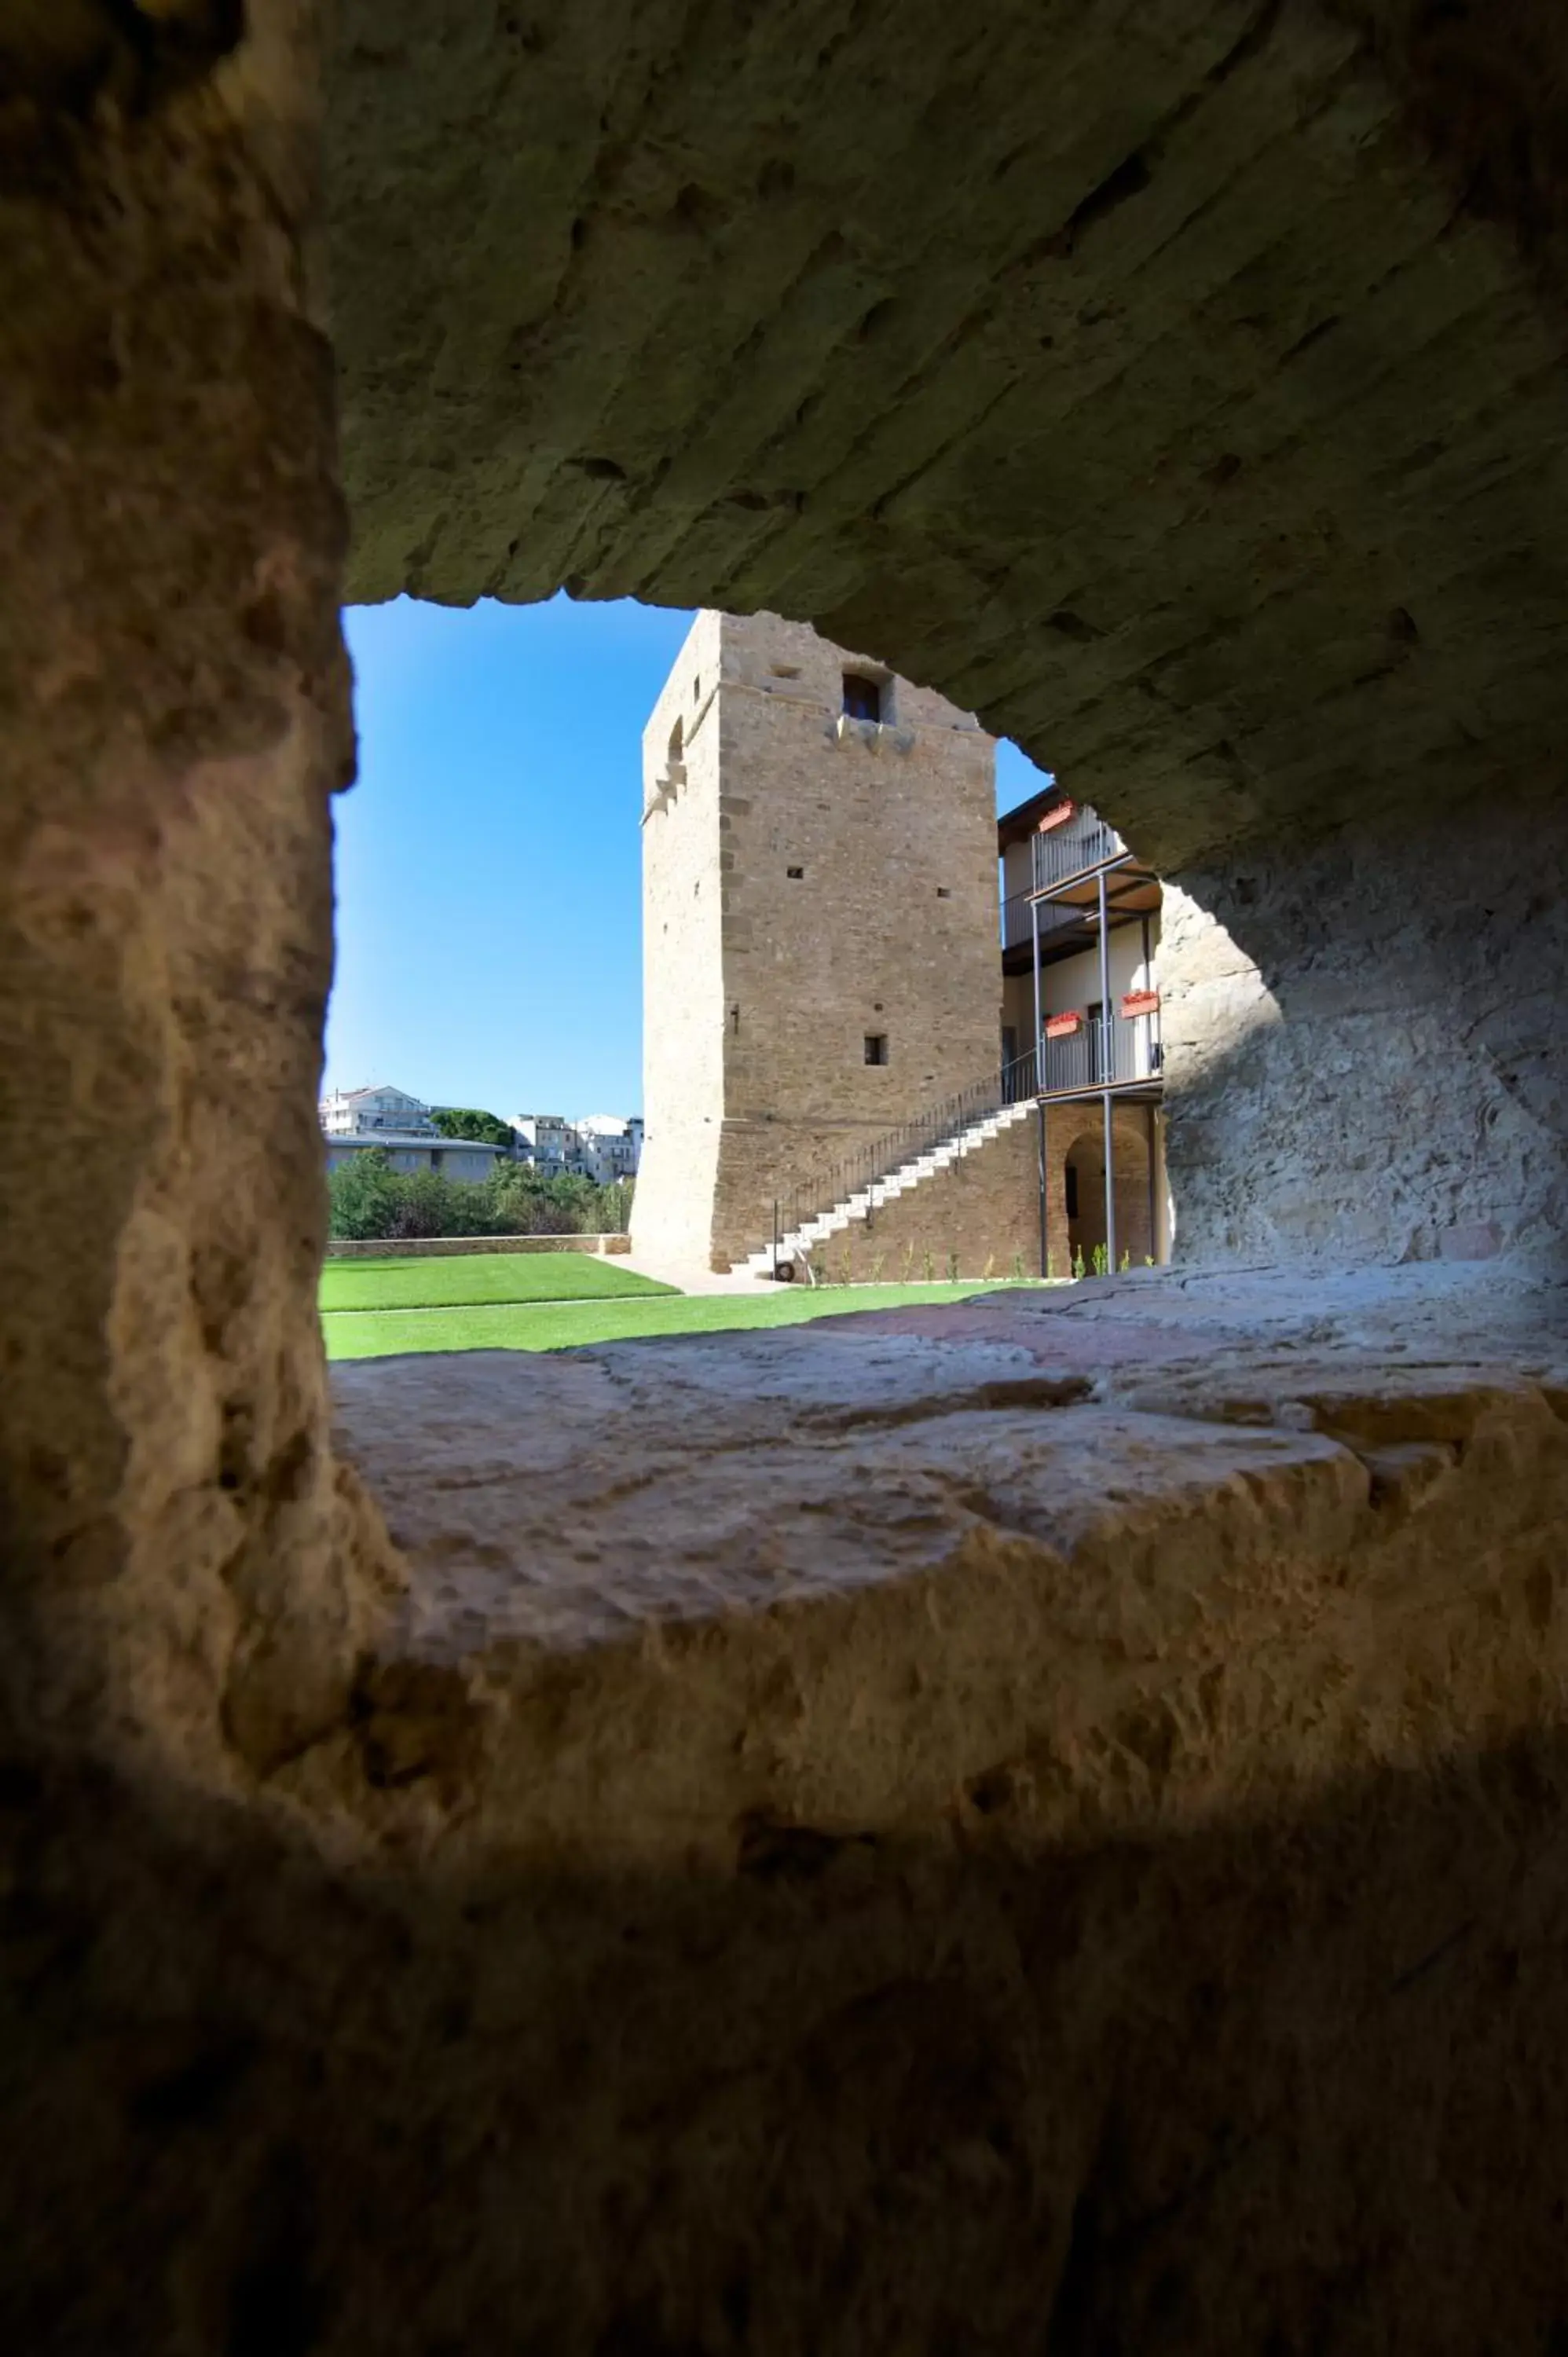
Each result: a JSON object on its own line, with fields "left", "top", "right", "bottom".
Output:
{"left": 328, "top": 0, "right": 1568, "bottom": 867}
{"left": 1163, "top": 805, "right": 1568, "bottom": 1267}
{"left": 16, "top": 1270, "right": 1568, "bottom": 2351}
{"left": 0, "top": 0, "right": 399, "bottom": 1790}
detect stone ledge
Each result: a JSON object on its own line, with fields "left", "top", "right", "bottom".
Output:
{"left": 323, "top": 1267, "right": 1568, "bottom": 1868}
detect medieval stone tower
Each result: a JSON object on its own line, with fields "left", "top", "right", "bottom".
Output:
{"left": 632, "top": 610, "right": 998, "bottom": 1270}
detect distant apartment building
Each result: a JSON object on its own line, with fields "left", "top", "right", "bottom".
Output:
{"left": 511, "top": 1113, "right": 643, "bottom": 1183}
{"left": 511, "top": 1114, "right": 573, "bottom": 1171}
{"left": 320, "top": 1084, "right": 505, "bottom": 1182}
{"left": 573, "top": 1115, "right": 644, "bottom": 1185}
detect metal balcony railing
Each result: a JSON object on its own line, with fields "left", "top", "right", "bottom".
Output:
{"left": 1031, "top": 815, "right": 1126, "bottom": 894}
{"left": 1039, "top": 1011, "right": 1160, "bottom": 1096}
{"left": 1000, "top": 892, "right": 1090, "bottom": 951}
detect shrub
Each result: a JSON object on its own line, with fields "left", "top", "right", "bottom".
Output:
{"left": 327, "top": 1149, "right": 401, "bottom": 1240}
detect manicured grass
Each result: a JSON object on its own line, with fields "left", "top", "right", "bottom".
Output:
{"left": 322, "top": 1281, "right": 1033, "bottom": 1361}
{"left": 319, "top": 1251, "right": 675, "bottom": 1315}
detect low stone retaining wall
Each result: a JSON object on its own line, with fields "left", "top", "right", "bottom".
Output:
{"left": 324, "top": 1232, "right": 632, "bottom": 1259}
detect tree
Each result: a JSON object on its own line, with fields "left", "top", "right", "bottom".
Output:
{"left": 431, "top": 1106, "right": 515, "bottom": 1149}
{"left": 327, "top": 1148, "right": 401, "bottom": 1240}
{"left": 486, "top": 1160, "right": 600, "bottom": 1236}
{"left": 386, "top": 1169, "right": 458, "bottom": 1239}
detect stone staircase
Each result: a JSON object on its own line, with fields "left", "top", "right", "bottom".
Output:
{"left": 731, "top": 1096, "right": 1035, "bottom": 1277}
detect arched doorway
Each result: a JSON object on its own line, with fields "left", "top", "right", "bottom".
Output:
{"left": 1064, "top": 1118, "right": 1153, "bottom": 1274}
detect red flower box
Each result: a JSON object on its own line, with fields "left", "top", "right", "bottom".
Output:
{"left": 1045, "top": 1010, "right": 1083, "bottom": 1039}
{"left": 1037, "top": 800, "right": 1076, "bottom": 832}
{"left": 1120, "top": 989, "right": 1160, "bottom": 1019}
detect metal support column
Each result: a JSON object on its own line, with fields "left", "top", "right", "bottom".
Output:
{"left": 1146, "top": 1102, "right": 1159, "bottom": 1266}
{"left": 1036, "top": 1102, "right": 1048, "bottom": 1279}
{"left": 1030, "top": 890, "right": 1042, "bottom": 1091}
{"left": 1097, "top": 867, "right": 1116, "bottom": 1270}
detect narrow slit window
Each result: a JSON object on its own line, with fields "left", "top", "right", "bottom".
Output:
{"left": 863, "top": 1033, "right": 889, "bottom": 1066}
{"left": 842, "top": 672, "right": 882, "bottom": 724}
{"left": 786, "top": 865, "right": 804, "bottom": 879}
{"left": 936, "top": 886, "right": 951, "bottom": 898}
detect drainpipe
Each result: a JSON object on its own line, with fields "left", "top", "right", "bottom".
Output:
{"left": 1098, "top": 866, "right": 1116, "bottom": 1270}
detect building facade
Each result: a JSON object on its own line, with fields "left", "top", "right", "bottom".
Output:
{"left": 999, "top": 787, "right": 1170, "bottom": 1274}
{"left": 320, "top": 1084, "right": 432, "bottom": 1138}
{"left": 632, "top": 610, "right": 999, "bottom": 1268}
{"left": 321, "top": 1084, "right": 504, "bottom": 1182}
{"left": 572, "top": 1116, "right": 643, "bottom": 1186}
{"left": 511, "top": 1113, "right": 642, "bottom": 1182}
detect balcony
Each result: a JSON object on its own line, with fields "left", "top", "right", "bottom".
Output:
{"left": 1000, "top": 891, "right": 1091, "bottom": 953}
{"left": 1038, "top": 1007, "right": 1161, "bottom": 1098}
{"left": 1031, "top": 813, "right": 1127, "bottom": 895}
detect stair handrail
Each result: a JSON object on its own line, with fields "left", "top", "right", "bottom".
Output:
{"left": 759, "top": 1048, "right": 1039, "bottom": 1267}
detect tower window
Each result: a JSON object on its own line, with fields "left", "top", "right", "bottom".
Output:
{"left": 786, "top": 865, "right": 804, "bottom": 879}
{"left": 936, "top": 886, "right": 951, "bottom": 898}
{"left": 863, "top": 1033, "right": 889, "bottom": 1066}
{"left": 842, "top": 672, "right": 883, "bottom": 724}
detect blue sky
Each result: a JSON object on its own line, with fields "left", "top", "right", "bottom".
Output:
{"left": 327, "top": 596, "right": 1050, "bottom": 1118}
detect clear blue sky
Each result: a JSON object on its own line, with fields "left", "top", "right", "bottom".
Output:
{"left": 326, "top": 596, "right": 1051, "bottom": 1118}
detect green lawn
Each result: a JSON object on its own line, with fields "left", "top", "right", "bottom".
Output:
{"left": 321, "top": 1281, "right": 1029, "bottom": 1361}
{"left": 319, "top": 1252, "right": 675, "bottom": 1315}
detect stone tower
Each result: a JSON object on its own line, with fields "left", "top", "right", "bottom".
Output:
{"left": 632, "top": 610, "right": 998, "bottom": 1270}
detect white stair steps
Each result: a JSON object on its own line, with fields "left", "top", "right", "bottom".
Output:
{"left": 730, "top": 1092, "right": 1039, "bottom": 1275}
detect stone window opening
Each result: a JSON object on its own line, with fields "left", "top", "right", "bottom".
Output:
{"left": 864, "top": 1032, "right": 889, "bottom": 1065}
{"left": 662, "top": 716, "right": 686, "bottom": 796}
{"left": 14, "top": 32, "right": 1568, "bottom": 2342}
{"left": 842, "top": 671, "right": 884, "bottom": 724}
{"left": 936, "top": 885, "right": 951, "bottom": 897}
{"left": 786, "top": 864, "right": 804, "bottom": 878}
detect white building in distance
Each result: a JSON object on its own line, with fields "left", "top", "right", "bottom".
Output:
{"left": 511, "top": 1113, "right": 643, "bottom": 1184}
{"left": 321, "top": 1083, "right": 505, "bottom": 1182}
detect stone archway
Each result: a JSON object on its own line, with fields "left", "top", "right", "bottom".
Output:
{"left": 5, "top": 5, "right": 1568, "bottom": 2348}
{"left": 1064, "top": 1118, "right": 1154, "bottom": 1272}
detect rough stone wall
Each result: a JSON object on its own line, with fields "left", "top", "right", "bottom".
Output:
{"left": 0, "top": 0, "right": 394, "bottom": 1788}
{"left": 13, "top": 1291, "right": 1567, "bottom": 2354}
{"left": 1162, "top": 797, "right": 1568, "bottom": 1268}
{"left": 631, "top": 611, "right": 727, "bottom": 1264}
